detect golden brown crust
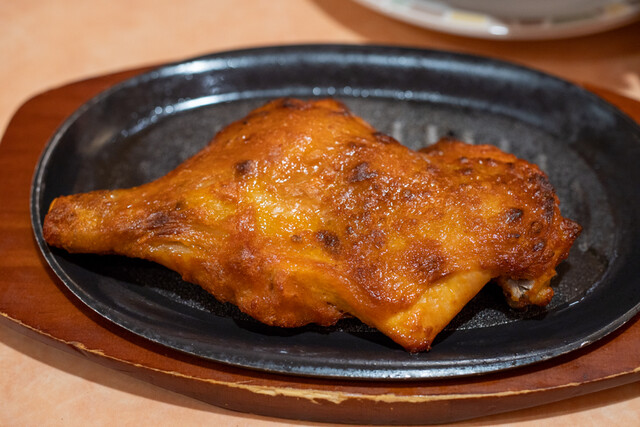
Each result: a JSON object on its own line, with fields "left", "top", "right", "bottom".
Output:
{"left": 43, "top": 98, "right": 580, "bottom": 352}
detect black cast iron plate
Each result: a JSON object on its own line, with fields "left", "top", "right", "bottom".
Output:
{"left": 31, "top": 45, "right": 640, "bottom": 380}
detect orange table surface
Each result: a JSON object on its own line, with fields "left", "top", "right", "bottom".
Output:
{"left": 1, "top": 1, "right": 639, "bottom": 425}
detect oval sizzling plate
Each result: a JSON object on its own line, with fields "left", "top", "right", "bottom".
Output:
{"left": 31, "top": 45, "right": 640, "bottom": 380}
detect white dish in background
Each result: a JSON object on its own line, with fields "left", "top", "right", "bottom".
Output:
{"left": 354, "top": 0, "right": 640, "bottom": 39}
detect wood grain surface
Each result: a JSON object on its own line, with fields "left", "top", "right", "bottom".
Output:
{"left": 0, "top": 64, "right": 639, "bottom": 425}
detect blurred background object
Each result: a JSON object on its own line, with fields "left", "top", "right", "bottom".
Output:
{"left": 355, "top": 0, "right": 640, "bottom": 39}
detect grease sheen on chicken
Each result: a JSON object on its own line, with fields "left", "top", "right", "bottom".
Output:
{"left": 43, "top": 98, "right": 580, "bottom": 352}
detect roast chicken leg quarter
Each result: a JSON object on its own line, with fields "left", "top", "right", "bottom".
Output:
{"left": 43, "top": 98, "right": 580, "bottom": 352}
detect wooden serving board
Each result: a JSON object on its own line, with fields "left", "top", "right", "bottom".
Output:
{"left": 1, "top": 67, "right": 639, "bottom": 425}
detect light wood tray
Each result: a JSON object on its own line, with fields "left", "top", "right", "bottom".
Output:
{"left": 1, "top": 67, "right": 638, "bottom": 425}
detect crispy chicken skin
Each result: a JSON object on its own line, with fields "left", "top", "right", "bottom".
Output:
{"left": 43, "top": 98, "right": 580, "bottom": 352}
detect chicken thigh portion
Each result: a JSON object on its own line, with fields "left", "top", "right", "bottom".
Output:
{"left": 43, "top": 98, "right": 580, "bottom": 351}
